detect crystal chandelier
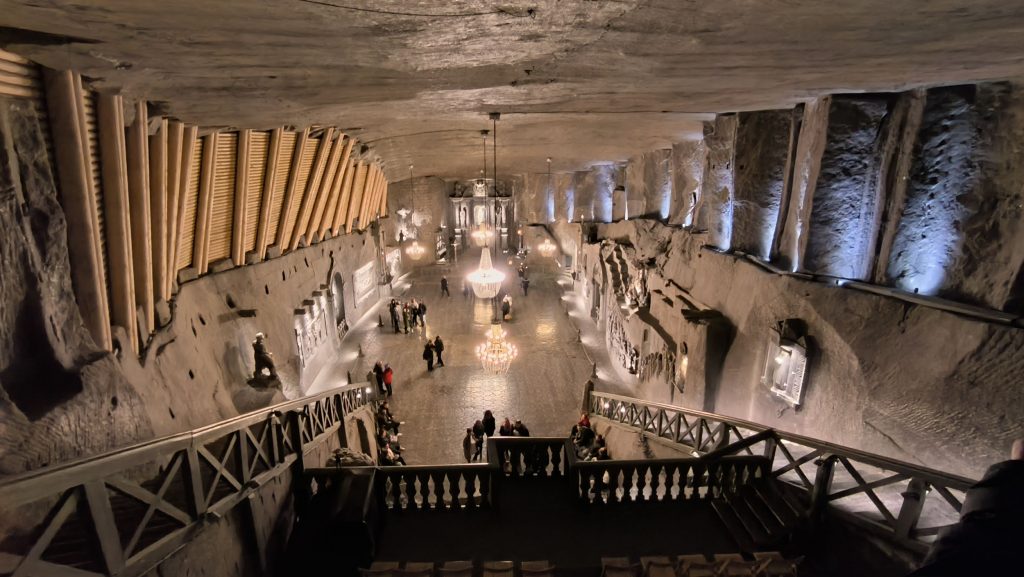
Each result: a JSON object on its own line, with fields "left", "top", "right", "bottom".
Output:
{"left": 405, "top": 240, "right": 426, "bottom": 260}
{"left": 476, "top": 324, "right": 519, "bottom": 374}
{"left": 470, "top": 225, "right": 493, "bottom": 247}
{"left": 466, "top": 248, "right": 504, "bottom": 299}
{"left": 538, "top": 238, "right": 556, "bottom": 257}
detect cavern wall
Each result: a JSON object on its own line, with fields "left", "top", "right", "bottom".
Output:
{"left": 385, "top": 175, "right": 450, "bottom": 265}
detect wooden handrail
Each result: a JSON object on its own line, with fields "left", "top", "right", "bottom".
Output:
{"left": 591, "top": 390, "right": 976, "bottom": 489}
{"left": 0, "top": 381, "right": 371, "bottom": 505}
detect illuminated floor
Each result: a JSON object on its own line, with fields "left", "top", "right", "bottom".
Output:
{"left": 344, "top": 251, "right": 598, "bottom": 464}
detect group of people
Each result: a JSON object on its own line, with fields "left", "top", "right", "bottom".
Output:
{"left": 377, "top": 402, "right": 406, "bottom": 466}
{"left": 571, "top": 412, "right": 610, "bottom": 461}
{"left": 422, "top": 336, "right": 445, "bottom": 371}
{"left": 462, "top": 410, "right": 532, "bottom": 463}
{"left": 388, "top": 297, "right": 428, "bottom": 334}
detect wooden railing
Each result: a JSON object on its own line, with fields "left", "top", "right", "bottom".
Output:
{"left": 0, "top": 382, "right": 375, "bottom": 577}
{"left": 589, "top": 390, "right": 977, "bottom": 553}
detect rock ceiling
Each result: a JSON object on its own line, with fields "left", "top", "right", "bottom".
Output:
{"left": 4, "top": 0, "right": 1024, "bottom": 181}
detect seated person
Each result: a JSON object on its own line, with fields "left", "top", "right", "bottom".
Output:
{"left": 377, "top": 402, "right": 401, "bottom": 433}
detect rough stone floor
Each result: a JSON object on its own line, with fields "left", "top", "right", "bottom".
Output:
{"left": 323, "top": 250, "right": 613, "bottom": 465}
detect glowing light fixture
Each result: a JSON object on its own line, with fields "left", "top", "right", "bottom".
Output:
{"left": 475, "top": 324, "right": 519, "bottom": 374}
{"left": 538, "top": 238, "right": 557, "bottom": 258}
{"left": 470, "top": 225, "right": 493, "bottom": 247}
{"left": 467, "top": 248, "right": 505, "bottom": 299}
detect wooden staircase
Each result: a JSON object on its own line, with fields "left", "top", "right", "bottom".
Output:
{"left": 711, "top": 481, "right": 806, "bottom": 553}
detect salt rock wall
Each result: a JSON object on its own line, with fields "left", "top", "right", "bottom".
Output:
{"left": 696, "top": 115, "right": 737, "bottom": 249}
{"left": 592, "top": 220, "right": 1022, "bottom": 479}
{"left": 669, "top": 140, "right": 706, "bottom": 227}
{"left": 573, "top": 169, "right": 597, "bottom": 223}
{"left": 0, "top": 99, "right": 151, "bottom": 474}
{"left": 624, "top": 149, "right": 673, "bottom": 220}
{"left": 732, "top": 110, "right": 793, "bottom": 260}
{"left": 0, "top": 98, "right": 382, "bottom": 475}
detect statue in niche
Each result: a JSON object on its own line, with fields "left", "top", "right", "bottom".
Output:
{"left": 249, "top": 332, "right": 280, "bottom": 388}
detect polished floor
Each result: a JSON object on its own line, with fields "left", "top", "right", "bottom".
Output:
{"left": 346, "top": 250, "right": 596, "bottom": 464}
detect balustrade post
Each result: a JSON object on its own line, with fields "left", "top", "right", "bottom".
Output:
{"left": 895, "top": 478, "right": 930, "bottom": 539}
{"left": 809, "top": 454, "right": 838, "bottom": 530}
{"left": 762, "top": 435, "right": 778, "bottom": 465}
{"left": 287, "top": 410, "right": 312, "bottom": 515}
{"left": 582, "top": 380, "right": 594, "bottom": 414}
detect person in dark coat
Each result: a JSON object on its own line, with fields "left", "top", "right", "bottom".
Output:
{"left": 401, "top": 303, "right": 410, "bottom": 333}
{"left": 521, "top": 277, "right": 530, "bottom": 296}
{"left": 483, "top": 410, "right": 496, "bottom": 437}
{"left": 472, "top": 420, "right": 485, "bottom": 461}
{"left": 433, "top": 336, "right": 445, "bottom": 367}
{"left": 499, "top": 417, "right": 514, "bottom": 436}
{"left": 910, "top": 439, "right": 1024, "bottom": 576}
{"left": 372, "top": 361, "right": 385, "bottom": 394}
{"left": 441, "top": 276, "right": 450, "bottom": 297}
{"left": 463, "top": 429, "right": 473, "bottom": 463}
{"left": 418, "top": 300, "right": 428, "bottom": 325}
{"left": 389, "top": 299, "right": 400, "bottom": 333}
{"left": 422, "top": 341, "right": 435, "bottom": 371}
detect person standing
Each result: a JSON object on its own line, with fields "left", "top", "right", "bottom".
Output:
{"left": 418, "top": 300, "right": 427, "bottom": 326}
{"left": 373, "top": 361, "right": 385, "bottom": 395}
{"left": 472, "top": 420, "right": 485, "bottom": 461}
{"left": 462, "top": 280, "right": 469, "bottom": 299}
{"left": 401, "top": 303, "right": 410, "bottom": 334}
{"left": 389, "top": 299, "right": 400, "bottom": 333}
{"left": 383, "top": 364, "right": 394, "bottom": 396}
{"left": 463, "top": 428, "right": 473, "bottom": 463}
{"left": 434, "top": 335, "right": 445, "bottom": 367}
{"left": 423, "top": 340, "right": 435, "bottom": 371}
{"left": 499, "top": 417, "right": 514, "bottom": 436}
{"left": 501, "top": 295, "right": 512, "bottom": 321}
{"left": 521, "top": 277, "right": 530, "bottom": 296}
{"left": 441, "top": 276, "right": 450, "bottom": 297}
{"left": 483, "top": 410, "right": 496, "bottom": 438}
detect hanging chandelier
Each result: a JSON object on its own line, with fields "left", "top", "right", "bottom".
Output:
{"left": 403, "top": 164, "right": 425, "bottom": 260}
{"left": 466, "top": 248, "right": 504, "bottom": 299}
{"left": 538, "top": 238, "right": 557, "bottom": 257}
{"left": 476, "top": 324, "right": 519, "bottom": 374}
{"left": 470, "top": 225, "right": 493, "bottom": 247}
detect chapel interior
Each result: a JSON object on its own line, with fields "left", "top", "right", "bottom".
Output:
{"left": 0, "top": 2, "right": 1022, "bottom": 576}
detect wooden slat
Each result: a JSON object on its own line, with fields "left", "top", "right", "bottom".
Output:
{"left": 265, "top": 130, "right": 295, "bottom": 247}
{"left": 231, "top": 130, "right": 250, "bottom": 265}
{"left": 378, "top": 173, "right": 390, "bottom": 219}
{"left": 245, "top": 131, "right": 270, "bottom": 254}
{"left": 359, "top": 165, "right": 379, "bottom": 231}
{"left": 97, "top": 93, "right": 138, "bottom": 354}
{"left": 280, "top": 132, "right": 316, "bottom": 251}
{"left": 371, "top": 169, "right": 386, "bottom": 221}
{"left": 333, "top": 158, "right": 357, "bottom": 235}
{"left": 206, "top": 132, "right": 236, "bottom": 266}
{"left": 320, "top": 136, "right": 354, "bottom": 237}
{"left": 307, "top": 131, "right": 344, "bottom": 244}
{"left": 291, "top": 127, "right": 334, "bottom": 250}
{"left": 42, "top": 70, "right": 112, "bottom": 350}
{"left": 273, "top": 129, "right": 308, "bottom": 250}
{"left": 193, "top": 133, "right": 219, "bottom": 273}
{"left": 175, "top": 131, "right": 202, "bottom": 271}
{"left": 82, "top": 90, "right": 110, "bottom": 312}
{"left": 164, "top": 120, "right": 187, "bottom": 293}
{"left": 345, "top": 161, "right": 368, "bottom": 234}
{"left": 126, "top": 100, "right": 154, "bottom": 335}
{"left": 149, "top": 119, "right": 168, "bottom": 308}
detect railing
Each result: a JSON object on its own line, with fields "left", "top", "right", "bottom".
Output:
{"left": 0, "top": 382, "right": 375, "bottom": 577}
{"left": 589, "top": 390, "right": 977, "bottom": 554}
{"left": 374, "top": 464, "right": 494, "bottom": 511}
{"left": 490, "top": 437, "right": 569, "bottom": 478}
{"left": 569, "top": 453, "right": 770, "bottom": 505}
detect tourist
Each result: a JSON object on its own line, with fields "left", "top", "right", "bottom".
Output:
{"left": 578, "top": 412, "right": 591, "bottom": 429}
{"left": 513, "top": 419, "right": 530, "bottom": 437}
{"left": 441, "top": 276, "right": 450, "bottom": 297}
{"left": 483, "top": 410, "right": 496, "bottom": 437}
{"left": 377, "top": 402, "right": 401, "bottom": 433}
{"left": 501, "top": 295, "right": 512, "bottom": 321}
{"left": 423, "top": 340, "right": 435, "bottom": 371}
{"left": 521, "top": 277, "right": 530, "bottom": 296}
{"left": 434, "top": 335, "right": 445, "bottom": 367}
{"left": 472, "top": 420, "right": 485, "bottom": 461}
{"left": 401, "top": 302, "right": 410, "bottom": 333}
{"left": 389, "top": 299, "right": 400, "bottom": 333}
{"left": 373, "top": 361, "right": 385, "bottom": 394}
{"left": 499, "top": 417, "right": 514, "bottom": 436}
{"left": 462, "top": 280, "right": 469, "bottom": 299}
{"left": 463, "top": 428, "right": 473, "bottom": 463}
{"left": 383, "top": 364, "right": 393, "bottom": 396}
{"left": 409, "top": 299, "right": 419, "bottom": 326}
{"left": 418, "top": 300, "right": 428, "bottom": 325}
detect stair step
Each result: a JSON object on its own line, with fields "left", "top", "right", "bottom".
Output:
{"left": 753, "top": 483, "right": 802, "bottom": 525}
{"left": 724, "top": 494, "right": 774, "bottom": 546}
{"left": 710, "top": 500, "right": 757, "bottom": 553}
{"left": 737, "top": 486, "right": 785, "bottom": 535}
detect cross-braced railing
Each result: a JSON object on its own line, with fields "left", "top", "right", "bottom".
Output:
{"left": 589, "top": 390, "right": 976, "bottom": 554}
{"left": 0, "top": 382, "right": 375, "bottom": 577}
